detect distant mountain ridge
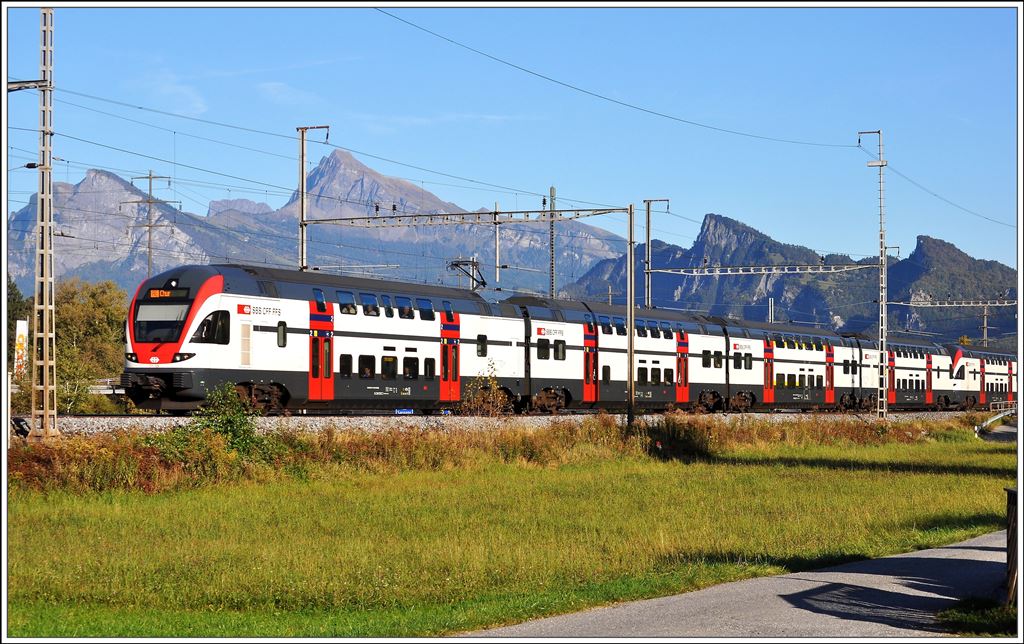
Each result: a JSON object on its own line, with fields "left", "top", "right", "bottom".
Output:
{"left": 565, "top": 213, "right": 1016, "bottom": 347}
{"left": 7, "top": 150, "right": 625, "bottom": 295}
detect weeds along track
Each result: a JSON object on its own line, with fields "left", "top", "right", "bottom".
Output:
{"left": 43, "top": 411, "right": 974, "bottom": 437}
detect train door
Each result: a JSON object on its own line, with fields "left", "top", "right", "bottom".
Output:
{"left": 824, "top": 343, "right": 835, "bottom": 405}
{"left": 925, "top": 354, "right": 934, "bottom": 405}
{"left": 1009, "top": 362, "right": 1015, "bottom": 403}
{"left": 307, "top": 296, "right": 335, "bottom": 402}
{"left": 583, "top": 319, "right": 598, "bottom": 404}
{"left": 887, "top": 351, "right": 896, "bottom": 405}
{"left": 307, "top": 333, "right": 334, "bottom": 401}
{"left": 762, "top": 338, "right": 774, "bottom": 404}
{"left": 676, "top": 331, "right": 690, "bottom": 405}
{"left": 440, "top": 312, "right": 461, "bottom": 403}
{"left": 979, "top": 359, "right": 986, "bottom": 406}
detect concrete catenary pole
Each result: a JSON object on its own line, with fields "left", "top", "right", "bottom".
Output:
{"left": 549, "top": 186, "right": 556, "bottom": 298}
{"left": 297, "top": 125, "right": 329, "bottom": 271}
{"left": 626, "top": 204, "right": 636, "bottom": 427}
{"left": 859, "top": 129, "right": 888, "bottom": 420}
{"left": 30, "top": 8, "right": 57, "bottom": 441}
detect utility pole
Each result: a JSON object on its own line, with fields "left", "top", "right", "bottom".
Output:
{"left": 297, "top": 124, "right": 329, "bottom": 271}
{"left": 29, "top": 8, "right": 57, "bottom": 441}
{"left": 494, "top": 202, "right": 501, "bottom": 287}
{"left": 549, "top": 186, "right": 556, "bottom": 298}
{"left": 626, "top": 203, "right": 636, "bottom": 428}
{"left": 768, "top": 297, "right": 775, "bottom": 324}
{"left": 982, "top": 305, "right": 990, "bottom": 347}
{"left": 859, "top": 129, "right": 888, "bottom": 420}
{"left": 123, "top": 171, "right": 179, "bottom": 279}
{"left": 642, "top": 199, "right": 670, "bottom": 309}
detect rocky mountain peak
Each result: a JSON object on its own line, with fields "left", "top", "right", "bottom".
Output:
{"left": 208, "top": 198, "right": 273, "bottom": 217}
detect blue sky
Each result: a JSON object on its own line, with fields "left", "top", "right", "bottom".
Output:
{"left": 5, "top": 5, "right": 1020, "bottom": 273}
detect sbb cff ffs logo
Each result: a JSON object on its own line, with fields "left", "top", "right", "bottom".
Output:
{"left": 237, "top": 304, "right": 251, "bottom": 315}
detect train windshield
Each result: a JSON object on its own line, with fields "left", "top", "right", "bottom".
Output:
{"left": 135, "top": 303, "right": 190, "bottom": 342}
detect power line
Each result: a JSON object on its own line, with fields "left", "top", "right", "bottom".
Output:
{"left": 375, "top": 8, "right": 857, "bottom": 149}
{"left": 856, "top": 144, "right": 1013, "bottom": 228}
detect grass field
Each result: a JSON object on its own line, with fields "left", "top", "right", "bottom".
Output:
{"left": 6, "top": 414, "right": 1016, "bottom": 637}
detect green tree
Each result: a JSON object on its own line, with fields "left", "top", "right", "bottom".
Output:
{"left": 7, "top": 276, "right": 32, "bottom": 370}
{"left": 53, "top": 278, "right": 128, "bottom": 414}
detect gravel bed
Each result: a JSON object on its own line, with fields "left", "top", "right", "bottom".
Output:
{"left": 29, "top": 410, "right": 973, "bottom": 438}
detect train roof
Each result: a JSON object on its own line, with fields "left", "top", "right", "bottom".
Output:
{"left": 214, "top": 264, "right": 490, "bottom": 302}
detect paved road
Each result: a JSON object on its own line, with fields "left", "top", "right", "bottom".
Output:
{"left": 981, "top": 423, "right": 1017, "bottom": 443}
{"left": 470, "top": 532, "right": 1009, "bottom": 638}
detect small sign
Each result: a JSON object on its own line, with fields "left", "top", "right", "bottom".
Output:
{"left": 394, "top": 408, "right": 414, "bottom": 415}
{"left": 14, "top": 320, "right": 27, "bottom": 377}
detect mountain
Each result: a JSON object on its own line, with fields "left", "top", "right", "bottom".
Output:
{"left": 566, "top": 214, "right": 1017, "bottom": 347}
{"left": 6, "top": 150, "right": 625, "bottom": 295}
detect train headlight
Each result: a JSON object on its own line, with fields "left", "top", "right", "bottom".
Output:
{"left": 172, "top": 353, "right": 196, "bottom": 362}
{"left": 125, "top": 353, "right": 138, "bottom": 362}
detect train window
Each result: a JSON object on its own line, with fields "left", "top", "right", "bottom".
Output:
{"left": 651, "top": 368, "right": 661, "bottom": 385}
{"left": 664, "top": 368, "right": 674, "bottom": 385}
{"left": 339, "top": 355, "right": 352, "bottom": 378}
{"left": 361, "top": 293, "right": 380, "bottom": 317}
{"left": 311, "top": 339, "right": 320, "bottom": 379}
{"left": 417, "top": 298, "right": 436, "bottom": 321}
{"left": 702, "top": 351, "right": 712, "bottom": 368}
{"left": 636, "top": 320, "right": 647, "bottom": 337}
{"left": 441, "top": 348, "right": 449, "bottom": 380}
{"left": 843, "top": 360, "right": 850, "bottom": 374}
{"left": 313, "top": 289, "right": 327, "bottom": 313}
{"left": 381, "top": 295, "right": 394, "bottom": 318}
{"left": 336, "top": 291, "right": 357, "bottom": 315}
{"left": 476, "top": 335, "right": 488, "bottom": 357}
{"left": 443, "top": 301, "right": 455, "bottom": 323}
{"left": 787, "top": 374, "right": 796, "bottom": 388}
{"left": 713, "top": 351, "right": 723, "bottom": 369}
{"left": 637, "top": 367, "right": 648, "bottom": 386}
{"left": 403, "top": 358, "right": 418, "bottom": 379}
{"left": 614, "top": 317, "right": 626, "bottom": 335}
{"left": 584, "top": 314, "right": 595, "bottom": 334}
{"left": 424, "top": 358, "right": 436, "bottom": 380}
{"left": 324, "top": 339, "right": 332, "bottom": 379}
{"left": 733, "top": 353, "right": 743, "bottom": 369}
{"left": 396, "top": 296, "right": 415, "bottom": 319}
{"left": 599, "top": 315, "right": 612, "bottom": 334}
{"left": 660, "top": 321, "right": 673, "bottom": 336}
{"left": 452, "top": 344, "right": 459, "bottom": 378}
{"left": 191, "top": 310, "right": 230, "bottom": 345}
{"left": 381, "top": 356, "right": 397, "bottom": 381}
{"left": 358, "top": 355, "right": 375, "bottom": 379}
{"left": 816, "top": 375, "right": 823, "bottom": 388}
{"left": 276, "top": 321, "right": 287, "bottom": 348}
{"left": 554, "top": 340, "right": 566, "bottom": 361}
{"left": 537, "top": 339, "right": 550, "bottom": 360}
{"left": 774, "top": 334, "right": 784, "bottom": 348}
{"left": 785, "top": 336, "right": 795, "bottom": 350}
{"left": 799, "top": 374, "right": 806, "bottom": 388}
{"left": 745, "top": 354, "right": 753, "bottom": 370}
{"left": 955, "top": 366, "right": 965, "bottom": 380}
{"left": 602, "top": 365, "right": 611, "bottom": 385}
{"left": 776, "top": 373, "right": 785, "bottom": 388}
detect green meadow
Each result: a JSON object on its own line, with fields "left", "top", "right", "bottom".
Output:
{"left": 6, "top": 412, "right": 1016, "bottom": 637}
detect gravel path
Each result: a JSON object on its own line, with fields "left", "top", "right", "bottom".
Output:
{"left": 26, "top": 410, "right": 973, "bottom": 437}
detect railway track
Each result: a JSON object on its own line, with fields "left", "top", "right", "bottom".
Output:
{"left": 26, "top": 410, "right": 978, "bottom": 437}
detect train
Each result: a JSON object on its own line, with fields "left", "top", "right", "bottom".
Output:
{"left": 120, "top": 264, "right": 1017, "bottom": 415}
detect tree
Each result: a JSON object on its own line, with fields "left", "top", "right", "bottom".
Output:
{"left": 52, "top": 278, "right": 128, "bottom": 414}
{"left": 7, "top": 276, "right": 32, "bottom": 370}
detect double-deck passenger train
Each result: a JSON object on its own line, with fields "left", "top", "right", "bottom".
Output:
{"left": 121, "top": 264, "right": 1017, "bottom": 414}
